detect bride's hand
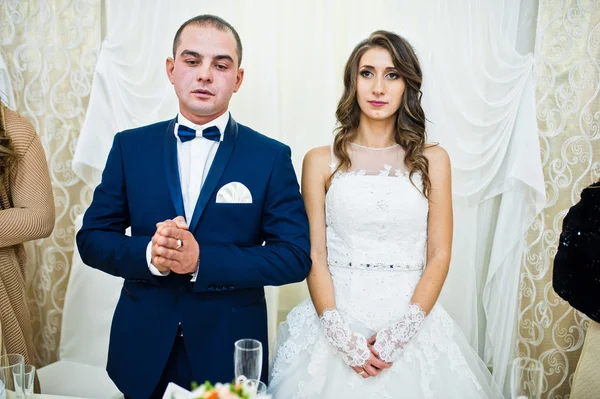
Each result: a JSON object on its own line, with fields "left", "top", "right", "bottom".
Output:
{"left": 367, "top": 333, "right": 381, "bottom": 355}
{"left": 351, "top": 350, "right": 393, "bottom": 378}
{"left": 351, "top": 365, "right": 368, "bottom": 378}
{"left": 320, "top": 309, "right": 371, "bottom": 367}
{"left": 369, "top": 303, "right": 427, "bottom": 362}
{"left": 363, "top": 335, "right": 394, "bottom": 376}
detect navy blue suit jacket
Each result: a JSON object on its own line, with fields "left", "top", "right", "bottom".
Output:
{"left": 76, "top": 116, "right": 311, "bottom": 398}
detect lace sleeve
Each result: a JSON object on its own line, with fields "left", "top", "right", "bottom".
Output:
{"left": 320, "top": 309, "right": 371, "bottom": 367}
{"left": 373, "top": 302, "right": 427, "bottom": 362}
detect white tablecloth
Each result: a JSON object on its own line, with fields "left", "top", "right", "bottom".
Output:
{"left": 7, "top": 392, "right": 88, "bottom": 399}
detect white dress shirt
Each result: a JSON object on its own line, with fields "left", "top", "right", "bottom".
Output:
{"left": 146, "top": 111, "right": 230, "bottom": 280}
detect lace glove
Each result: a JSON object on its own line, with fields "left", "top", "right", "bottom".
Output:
{"left": 320, "top": 309, "right": 371, "bottom": 367}
{"left": 373, "top": 302, "right": 427, "bottom": 362}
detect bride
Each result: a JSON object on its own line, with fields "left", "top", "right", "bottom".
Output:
{"left": 268, "top": 30, "right": 504, "bottom": 398}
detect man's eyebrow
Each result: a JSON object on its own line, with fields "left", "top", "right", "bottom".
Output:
{"left": 180, "top": 50, "right": 201, "bottom": 58}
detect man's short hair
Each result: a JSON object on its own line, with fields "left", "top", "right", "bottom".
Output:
{"left": 172, "top": 14, "right": 243, "bottom": 66}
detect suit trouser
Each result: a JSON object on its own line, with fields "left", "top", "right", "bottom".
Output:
{"left": 571, "top": 319, "right": 600, "bottom": 399}
{"left": 126, "top": 330, "right": 193, "bottom": 399}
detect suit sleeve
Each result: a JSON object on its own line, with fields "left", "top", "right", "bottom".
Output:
{"left": 76, "top": 133, "right": 156, "bottom": 282}
{"left": 193, "top": 145, "right": 311, "bottom": 292}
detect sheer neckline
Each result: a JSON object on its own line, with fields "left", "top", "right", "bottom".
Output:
{"left": 329, "top": 142, "right": 409, "bottom": 176}
{"left": 350, "top": 142, "right": 400, "bottom": 151}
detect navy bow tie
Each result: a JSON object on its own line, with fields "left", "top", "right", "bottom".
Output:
{"left": 177, "top": 124, "right": 221, "bottom": 143}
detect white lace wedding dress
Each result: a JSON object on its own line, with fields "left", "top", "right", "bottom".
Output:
{"left": 268, "top": 144, "right": 504, "bottom": 399}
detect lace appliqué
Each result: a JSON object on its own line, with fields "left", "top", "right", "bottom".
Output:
{"left": 374, "top": 302, "right": 427, "bottom": 362}
{"left": 331, "top": 168, "right": 367, "bottom": 181}
{"left": 402, "top": 307, "right": 484, "bottom": 398}
{"left": 332, "top": 164, "right": 424, "bottom": 181}
{"left": 270, "top": 302, "right": 487, "bottom": 399}
{"left": 270, "top": 301, "right": 322, "bottom": 382}
{"left": 378, "top": 164, "right": 393, "bottom": 176}
{"left": 325, "top": 167, "right": 429, "bottom": 272}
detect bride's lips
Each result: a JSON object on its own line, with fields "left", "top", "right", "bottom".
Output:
{"left": 368, "top": 100, "right": 387, "bottom": 107}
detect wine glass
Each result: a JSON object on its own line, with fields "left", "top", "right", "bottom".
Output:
{"left": 234, "top": 339, "right": 263, "bottom": 382}
{"left": 510, "top": 357, "right": 543, "bottom": 399}
{"left": 22, "top": 365, "right": 35, "bottom": 398}
{"left": 0, "top": 354, "right": 24, "bottom": 399}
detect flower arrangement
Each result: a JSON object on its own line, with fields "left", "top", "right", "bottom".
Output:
{"left": 164, "top": 377, "right": 270, "bottom": 399}
{"left": 187, "top": 380, "right": 249, "bottom": 399}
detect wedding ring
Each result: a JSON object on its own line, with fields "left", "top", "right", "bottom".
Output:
{"left": 358, "top": 370, "right": 366, "bottom": 376}
{"left": 176, "top": 239, "right": 183, "bottom": 249}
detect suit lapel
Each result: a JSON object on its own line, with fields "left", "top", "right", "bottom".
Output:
{"left": 163, "top": 117, "right": 186, "bottom": 218}
{"left": 188, "top": 117, "right": 238, "bottom": 232}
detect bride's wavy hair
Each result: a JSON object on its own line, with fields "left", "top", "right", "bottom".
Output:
{"left": 333, "top": 30, "right": 431, "bottom": 198}
{"left": 0, "top": 102, "right": 16, "bottom": 184}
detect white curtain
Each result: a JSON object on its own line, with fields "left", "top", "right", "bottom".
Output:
{"left": 421, "top": 1, "right": 546, "bottom": 391}
{"left": 73, "top": 0, "right": 545, "bottom": 391}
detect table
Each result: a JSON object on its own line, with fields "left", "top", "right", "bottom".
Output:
{"left": 6, "top": 392, "right": 88, "bottom": 399}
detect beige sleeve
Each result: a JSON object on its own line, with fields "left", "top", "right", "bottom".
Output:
{"left": 0, "top": 132, "right": 55, "bottom": 247}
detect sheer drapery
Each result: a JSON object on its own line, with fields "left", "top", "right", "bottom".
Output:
{"left": 421, "top": 3, "right": 546, "bottom": 392}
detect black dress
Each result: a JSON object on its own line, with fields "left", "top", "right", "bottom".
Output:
{"left": 553, "top": 181, "right": 600, "bottom": 323}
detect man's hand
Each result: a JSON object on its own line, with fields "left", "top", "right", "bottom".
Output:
{"left": 152, "top": 217, "right": 199, "bottom": 275}
{"left": 151, "top": 217, "right": 190, "bottom": 273}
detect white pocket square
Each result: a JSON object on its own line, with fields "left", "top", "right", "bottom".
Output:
{"left": 216, "top": 182, "right": 253, "bottom": 204}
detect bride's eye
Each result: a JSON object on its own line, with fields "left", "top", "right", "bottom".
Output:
{"left": 359, "top": 70, "right": 373, "bottom": 78}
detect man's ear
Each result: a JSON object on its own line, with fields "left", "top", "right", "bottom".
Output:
{"left": 166, "top": 57, "right": 176, "bottom": 84}
{"left": 233, "top": 68, "right": 245, "bottom": 93}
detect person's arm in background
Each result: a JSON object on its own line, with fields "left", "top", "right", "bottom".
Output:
{"left": 0, "top": 112, "right": 54, "bottom": 247}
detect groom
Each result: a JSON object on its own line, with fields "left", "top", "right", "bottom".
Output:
{"left": 77, "top": 15, "right": 311, "bottom": 399}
